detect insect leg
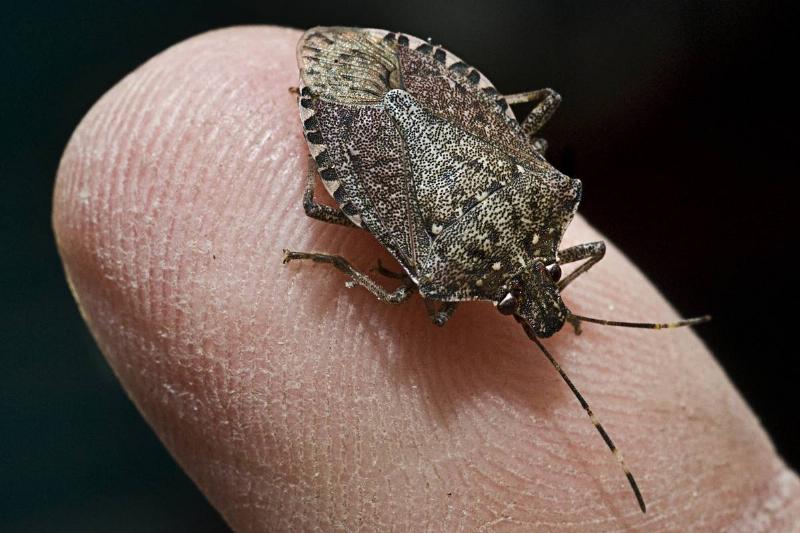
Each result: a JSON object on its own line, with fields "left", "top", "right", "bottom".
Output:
{"left": 282, "top": 250, "right": 415, "bottom": 304}
{"left": 302, "top": 158, "right": 360, "bottom": 229}
{"left": 504, "top": 88, "right": 562, "bottom": 146}
{"left": 423, "top": 300, "right": 458, "bottom": 327}
{"left": 557, "top": 242, "right": 710, "bottom": 334}
{"left": 556, "top": 241, "right": 606, "bottom": 291}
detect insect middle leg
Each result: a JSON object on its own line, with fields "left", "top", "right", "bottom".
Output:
{"left": 504, "top": 88, "right": 562, "bottom": 154}
{"left": 370, "top": 262, "right": 458, "bottom": 325}
{"left": 302, "top": 157, "right": 360, "bottom": 229}
{"left": 283, "top": 250, "right": 415, "bottom": 304}
{"left": 557, "top": 241, "right": 606, "bottom": 291}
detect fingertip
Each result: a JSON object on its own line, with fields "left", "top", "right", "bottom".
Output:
{"left": 53, "top": 26, "right": 310, "bottom": 529}
{"left": 51, "top": 24, "right": 793, "bottom": 530}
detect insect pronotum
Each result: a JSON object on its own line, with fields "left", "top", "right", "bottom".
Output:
{"left": 282, "top": 26, "right": 710, "bottom": 513}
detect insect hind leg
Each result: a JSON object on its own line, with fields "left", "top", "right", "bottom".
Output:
{"left": 302, "top": 157, "right": 361, "bottom": 229}
{"left": 283, "top": 250, "right": 415, "bottom": 304}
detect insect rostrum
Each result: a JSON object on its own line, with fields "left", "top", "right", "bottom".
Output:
{"left": 283, "top": 26, "right": 709, "bottom": 514}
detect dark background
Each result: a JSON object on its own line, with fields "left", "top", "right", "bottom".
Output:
{"left": 4, "top": 1, "right": 797, "bottom": 530}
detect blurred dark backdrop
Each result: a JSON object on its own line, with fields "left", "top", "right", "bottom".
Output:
{"left": 3, "top": 1, "right": 797, "bottom": 530}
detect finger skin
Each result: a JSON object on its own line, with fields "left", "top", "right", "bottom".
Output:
{"left": 53, "top": 26, "right": 800, "bottom": 531}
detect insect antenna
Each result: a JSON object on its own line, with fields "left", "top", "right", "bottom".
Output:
{"left": 518, "top": 320, "right": 647, "bottom": 513}
{"left": 569, "top": 313, "right": 711, "bottom": 330}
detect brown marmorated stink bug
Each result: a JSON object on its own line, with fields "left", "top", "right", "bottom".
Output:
{"left": 282, "top": 26, "right": 710, "bottom": 513}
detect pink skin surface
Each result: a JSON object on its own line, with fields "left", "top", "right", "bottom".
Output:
{"left": 53, "top": 26, "right": 799, "bottom": 531}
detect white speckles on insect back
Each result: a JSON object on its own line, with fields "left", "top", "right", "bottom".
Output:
{"left": 381, "top": 89, "right": 579, "bottom": 300}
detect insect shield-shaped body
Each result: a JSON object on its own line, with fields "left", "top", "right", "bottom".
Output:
{"left": 284, "top": 26, "right": 708, "bottom": 513}
{"left": 291, "top": 26, "right": 580, "bottom": 337}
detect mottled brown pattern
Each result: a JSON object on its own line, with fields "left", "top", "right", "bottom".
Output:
{"left": 296, "top": 25, "right": 582, "bottom": 336}
{"left": 394, "top": 45, "right": 538, "bottom": 166}
{"left": 312, "top": 100, "right": 430, "bottom": 272}
{"left": 297, "top": 27, "right": 400, "bottom": 104}
{"left": 298, "top": 26, "right": 580, "bottom": 299}
{"left": 383, "top": 89, "right": 580, "bottom": 301}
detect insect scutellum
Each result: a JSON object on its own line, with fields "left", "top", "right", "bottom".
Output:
{"left": 284, "top": 26, "right": 710, "bottom": 514}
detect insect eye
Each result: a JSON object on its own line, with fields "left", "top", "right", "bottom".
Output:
{"left": 546, "top": 263, "right": 562, "bottom": 282}
{"left": 497, "top": 292, "right": 518, "bottom": 315}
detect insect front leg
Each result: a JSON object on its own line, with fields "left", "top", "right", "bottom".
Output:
{"left": 557, "top": 241, "right": 606, "bottom": 291}
{"left": 504, "top": 88, "right": 561, "bottom": 154}
{"left": 557, "top": 240, "right": 605, "bottom": 334}
{"left": 283, "top": 250, "right": 415, "bottom": 304}
{"left": 302, "top": 157, "right": 360, "bottom": 229}
{"left": 423, "top": 300, "right": 458, "bottom": 327}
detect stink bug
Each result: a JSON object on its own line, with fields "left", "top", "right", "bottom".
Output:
{"left": 283, "top": 26, "right": 709, "bottom": 513}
